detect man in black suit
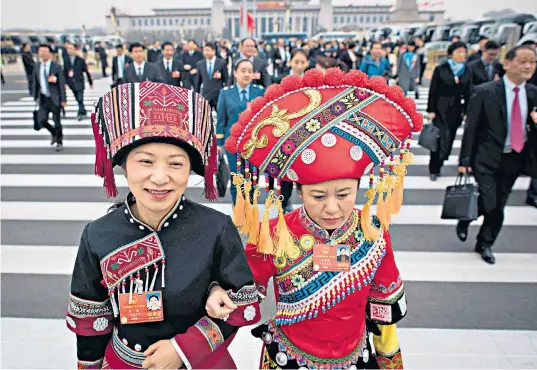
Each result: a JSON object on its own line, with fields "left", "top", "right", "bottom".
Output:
{"left": 64, "top": 42, "right": 93, "bottom": 120}
{"left": 32, "top": 44, "right": 67, "bottom": 151}
{"left": 156, "top": 41, "right": 184, "bottom": 87}
{"left": 123, "top": 43, "right": 163, "bottom": 83}
{"left": 181, "top": 40, "right": 203, "bottom": 89}
{"left": 458, "top": 45, "right": 537, "bottom": 264}
{"left": 467, "top": 36, "right": 489, "bottom": 64}
{"left": 468, "top": 41, "right": 504, "bottom": 89}
{"left": 111, "top": 44, "right": 133, "bottom": 87}
{"left": 94, "top": 42, "right": 108, "bottom": 77}
{"left": 229, "top": 38, "right": 271, "bottom": 87}
{"left": 147, "top": 41, "right": 162, "bottom": 63}
{"left": 194, "top": 42, "right": 229, "bottom": 109}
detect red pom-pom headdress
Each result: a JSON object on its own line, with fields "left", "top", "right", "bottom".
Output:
{"left": 226, "top": 69, "right": 422, "bottom": 254}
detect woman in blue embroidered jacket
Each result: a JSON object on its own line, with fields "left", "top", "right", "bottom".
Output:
{"left": 206, "top": 68, "right": 424, "bottom": 369}
{"left": 66, "top": 82, "right": 260, "bottom": 369}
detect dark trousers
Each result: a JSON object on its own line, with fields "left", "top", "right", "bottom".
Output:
{"left": 68, "top": 86, "right": 86, "bottom": 116}
{"left": 101, "top": 60, "right": 108, "bottom": 77}
{"left": 26, "top": 73, "right": 33, "bottom": 95}
{"left": 527, "top": 178, "right": 537, "bottom": 201}
{"left": 429, "top": 123, "right": 460, "bottom": 175}
{"left": 39, "top": 95, "right": 63, "bottom": 143}
{"left": 464, "top": 147, "right": 529, "bottom": 248}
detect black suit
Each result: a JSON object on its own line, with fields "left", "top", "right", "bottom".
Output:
{"left": 147, "top": 48, "right": 162, "bottom": 63}
{"left": 229, "top": 56, "right": 271, "bottom": 87}
{"left": 459, "top": 79, "right": 537, "bottom": 247}
{"left": 64, "top": 55, "right": 93, "bottom": 116}
{"left": 32, "top": 61, "right": 66, "bottom": 143}
{"left": 468, "top": 59, "right": 504, "bottom": 88}
{"left": 466, "top": 50, "right": 482, "bottom": 64}
{"left": 124, "top": 62, "right": 164, "bottom": 83}
{"left": 427, "top": 61, "right": 471, "bottom": 175}
{"left": 157, "top": 57, "right": 184, "bottom": 87}
{"left": 194, "top": 58, "right": 229, "bottom": 108}
{"left": 527, "top": 72, "right": 537, "bottom": 203}
{"left": 181, "top": 51, "right": 204, "bottom": 89}
{"left": 112, "top": 54, "right": 133, "bottom": 86}
{"left": 21, "top": 51, "right": 35, "bottom": 95}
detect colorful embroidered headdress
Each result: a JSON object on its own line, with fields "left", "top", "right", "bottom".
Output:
{"left": 91, "top": 82, "right": 218, "bottom": 200}
{"left": 225, "top": 68, "right": 422, "bottom": 255}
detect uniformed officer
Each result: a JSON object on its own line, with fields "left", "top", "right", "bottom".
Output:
{"left": 216, "top": 59, "right": 265, "bottom": 204}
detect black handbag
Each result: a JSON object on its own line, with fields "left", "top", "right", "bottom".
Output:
{"left": 216, "top": 151, "right": 230, "bottom": 198}
{"left": 418, "top": 122, "right": 440, "bottom": 152}
{"left": 33, "top": 104, "right": 43, "bottom": 131}
{"left": 441, "top": 173, "right": 479, "bottom": 221}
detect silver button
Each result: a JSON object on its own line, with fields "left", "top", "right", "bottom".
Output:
{"left": 349, "top": 365, "right": 357, "bottom": 370}
{"left": 139, "top": 225, "right": 145, "bottom": 230}
{"left": 129, "top": 218, "right": 134, "bottom": 223}
{"left": 363, "top": 349, "right": 369, "bottom": 363}
{"left": 122, "top": 338, "right": 128, "bottom": 345}
{"left": 124, "top": 209, "right": 128, "bottom": 214}
{"left": 179, "top": 205, "right": 184, "bottom": 210}
{"left": 134, "top": 344, "right": 142, "bottom": 352}
{"left": 164, "top": 222, "right": 169, "bottom": 228}
{"left": 173, "top": 214, "right": 178, "bottom": 219}
{"left": 262, "top": 332, "right": 273, "bottom": 344}
{"left": 275, "top": 352, "right": 288, "bottom": 366}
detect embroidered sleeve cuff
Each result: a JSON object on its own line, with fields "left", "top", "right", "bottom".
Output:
{"left": 368, "top": 286, "right": 407, "bottom": 325}
{"left": 77, "top": 359, "right": 103, "bottom": 369}
{"left": 376, "top": 347, "right": 403, "bottom": 369}
{"left": 174, "top": 317, "right": 226, "bottom": 368}
{"left": 67, "top": 294, "right": 114, "bottom": 336}
{"left": 225, "top": 283, "right": 261, "bottom": 326}
{"left": 170, "top": 337, "right": 192, "bottom": 370}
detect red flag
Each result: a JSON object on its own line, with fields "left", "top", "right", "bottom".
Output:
{"left": 240, "top": 6, "right": 256, "bottom": 33}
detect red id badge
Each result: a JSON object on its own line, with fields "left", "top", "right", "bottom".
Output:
{"left": 313, "top": 244, "right": 351, "bottom": 272}
{"left": 68, "top": 70, "right": 74, "bottom": 78}
{"left": 118, "top": 291, "right": 164, "bottom": 324}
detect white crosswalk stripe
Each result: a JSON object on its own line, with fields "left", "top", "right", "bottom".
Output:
{"left": 1, "top": 79, "right": 536, "bottom": 369}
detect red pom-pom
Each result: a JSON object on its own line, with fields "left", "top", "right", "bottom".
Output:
{"left": 385, "top": 85, "right": 405, "bottom": 105}
{"left": 250, "top": 97, "right": 268, "bottom": 113}
{"left": 230, "top": 123, "right": 245, "bottom": 136}
{"left": 324, "top": 67, "right": 345, "bottom": 86}
{"left": 400, "top": 96, "right": 417, "bottom": 113}
{"left": 302, "top": 68, "right": 325, "bottom": 87}
{"left": 366, "top": 76, "right": 389, "bottom": 95}
{"left": 224, "top": 135, "right": 238, "bottom": 154}
{"left": 280, "top": 74, "right": 303, "bottom": 92}
{"left": 343, "top": 70, "right": 368, "bottom": 88}
{"left": 410, "top": 111, "right": 424, "bottom": 132}
{"left": 264, "top": 84, "right": 285, "bottom": 102}
{"left": 238, "top": 109, "right": 254, "bottom": 125}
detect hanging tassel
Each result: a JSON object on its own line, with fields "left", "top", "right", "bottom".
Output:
{"left": 91, "top": 112, "right": 106, "bottom": 177}
{"left": 273, "top": 194, "right": 295, "bottom": 258}
{"left": 241, "top": 174, "right": 254, "bottom": 235}
{"left": 361, "top": 188, "right": 380, "bottom": 241}
{"left": 149, "top": 264, "right": 159, "bottom": 291}
{"left": 145, "top": 267, "right": 149, "bottom": 292}
{"left": 161, "top": 260, "right": 166, "bottom": 288}
{"left": 103, "top": 149, "right": 118, "bottom": 198}
{"left": 232, "top": 174, "right": 246, "bottom": 228}
{"left": 204, "top": 135, "right": 219, "bottom": 201}
{"left": 375, "top": 186, "right": 390, "bottom": 231}
{"left": 247, "top": 186, "right": 261, "bottom": 244}
{"left": 257, "top": 191, "right": 275, "bottom": 255}
{"left": 383, "top": 175, "right": 396, "bottom": 224}
{"left": 129, "top": 275, "right": 134, "bottom": 304}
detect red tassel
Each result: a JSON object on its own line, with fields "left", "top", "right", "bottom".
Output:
{"left": 103, "top": 156, "right": 118, "bottom": 198}
{"left": 204, "top": 135, "right": 218, "bottom": 201}
{"left": 91, "top": 112, "right": 106, "bottom": 177}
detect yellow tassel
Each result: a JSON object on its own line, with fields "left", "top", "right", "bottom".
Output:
{"left": 390, "top": 163, "right": 406, "bottom": 215}
{"left": 273, "top": 194, "right": 295, "bottom": 258}
{"left": 241, "top": 178, "right": 253, "bottom": 235}
{"left": 232, "top": 174, "right": 246, "bottom": 228}
{"left": 247, "top": 187, "right": 261, "bottom": 244}
{"left": 257, "top": 191, "right": 275, "bottom": 255}
{"left": 361, "top": 188, "right": 380, "bottom": 241}
{"left": 383, "top": 175, "right": 396, "bottom": 223}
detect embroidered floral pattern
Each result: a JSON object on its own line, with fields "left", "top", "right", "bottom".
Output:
{"left": 291, "top": 274, "right": 306, "bottom": 287}
{"left": 330, "top": 101, "right": 346, "bottom": 116}
{"left": 195, "top": 317, "right": 224, "bottom": 352}
{"left": 281, "top": 140, "right": 296, "bottom": 155}
{"left": 244, "top": 305, "right": 257, "bottom": 321}
{"left": 93, "top": 317, "right": 109, "bottom": 332}
{"left": 68, "top": 295, "right": 113, "bottom": 318}
{"left": 266, "top": 163, "right": 281, "bottom": 177}
{"left": 305, "top": 118, "right": 321, "bottom": 132}
{"left": 228, "top": 283, "right": 259, "bottom": 306}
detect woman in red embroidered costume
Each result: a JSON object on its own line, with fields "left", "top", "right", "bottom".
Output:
{"left": 206, "top": 68, "right": 423, "bottom": 369}
{"left": 66, "top": 82, "right": 260, "bottom": 369}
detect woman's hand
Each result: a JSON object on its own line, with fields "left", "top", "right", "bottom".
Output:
{"left": 206, "top": 286, "right": 237, "bottom": 320}
{"left": 142, "top": 340, "right": 183, "bottom": 369}
{"left": 427, "top": 112, "right": 436, "bottom": 121}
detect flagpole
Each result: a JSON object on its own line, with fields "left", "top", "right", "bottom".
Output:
{"left": 242, "top": 0, "right": 248, "bottom": 38}
{"left": 253, "top": 0, "right": 257, "bottom": 38}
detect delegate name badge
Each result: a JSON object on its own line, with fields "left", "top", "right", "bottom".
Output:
{"left": 313, "top": 244, "right": 351, "bottom": 272}
{"left": 118, "top": 291, "right": 164, "bottom": 324}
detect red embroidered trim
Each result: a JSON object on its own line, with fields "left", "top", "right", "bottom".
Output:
{"left": 377, "top": 350, "right": 403, "bottom": 369}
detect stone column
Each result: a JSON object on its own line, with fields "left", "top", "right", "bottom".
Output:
{"left": 318, "top": 0, "right": 333, "bottom": 32}
{"left": 391, "top": 0, "right": 419, "bottom": 23}
{"left": 211, "top": 0, "right": 226, "bottom": 39}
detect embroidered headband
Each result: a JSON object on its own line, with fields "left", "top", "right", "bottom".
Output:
{"left": 91, "top": 82, "right": 218, "bottom": 200}
{"left": 224, "top": 68, "right": 422, "bottom": 255}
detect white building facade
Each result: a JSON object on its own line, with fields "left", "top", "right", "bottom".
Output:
{"left": 106, "top": 0, "right": 445, "bottom": 40}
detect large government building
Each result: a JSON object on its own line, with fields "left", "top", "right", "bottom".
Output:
{"left": 106, "top": 0, "right": 445, "bottom": 41}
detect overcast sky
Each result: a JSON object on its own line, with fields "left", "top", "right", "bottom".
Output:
{"left": 2, "top": 0, "right": 537, "bottom": 30}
